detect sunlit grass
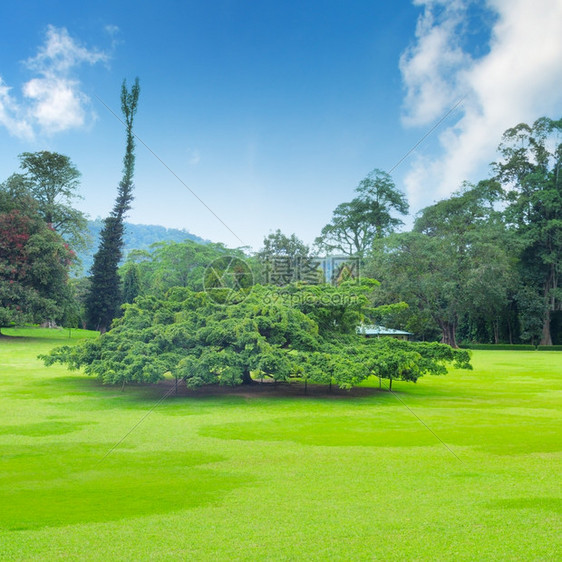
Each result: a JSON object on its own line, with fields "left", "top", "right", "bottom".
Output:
{"left": 0, "top": 330, "right": 560, "bottom": 560}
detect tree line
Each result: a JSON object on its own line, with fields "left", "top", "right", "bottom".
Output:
{"left": 1, "top": 106, "right": 560, "bottom": 348}
{"left": 365, "top": 118, "right": 561, "bottom": 347}
{"left": 0, "top": 79, "right": 140, "bottom": 335}
{"left": 244, "top": 118, "right": 561, "bottom": 347}
{"left": 269, "top": 117, "right": 560, "bottom": 347}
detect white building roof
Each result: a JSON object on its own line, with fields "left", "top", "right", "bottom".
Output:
{"left": 356, "top": 324, "right": 413, "bottom": 336}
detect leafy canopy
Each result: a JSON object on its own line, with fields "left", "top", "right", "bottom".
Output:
{"left": 17, "top": 151, "right": 89, "bottom": 252}
{"left": 43, "top": 282, "right": 471, "bottom": 389}
{"left": 315, "top": 169, "right": 408, "bottom": 257}
{"left": 0, "top": 179, "right": 75, "bottom": 329}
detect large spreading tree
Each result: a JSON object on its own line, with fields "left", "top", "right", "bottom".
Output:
{"left": 86, "top": 78, "right": 140, "bottom": 332}
{"left": 43, "top": 282, "right": 471, "bottom": 389}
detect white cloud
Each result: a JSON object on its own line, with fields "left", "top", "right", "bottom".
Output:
{"left": 104, "top": 25, "right": 120, "bottom": 37}
{"left": 26, "top": 25, "right": 107, "bottom": 74}
{"left": 400, "top": 0, "right": 562, "bottom": 210}
{"left": 400, "top": 0, "right": 471, "bottom": 127}
{"left": 0, "top": 78, "right": 33, "bottom": 139}
{"left": 0, "top": 25, "right": 108, "bottom": 139}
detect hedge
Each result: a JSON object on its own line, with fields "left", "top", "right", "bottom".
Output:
{"left": 537, "top": 345, "right": 562, "bottom": 351}
{"left": 460, "top": 344, "right": 537, "bottom": 351}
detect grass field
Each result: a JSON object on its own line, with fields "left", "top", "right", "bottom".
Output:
{"left": 0, "top": 328, "right": 560, "bottom": 560}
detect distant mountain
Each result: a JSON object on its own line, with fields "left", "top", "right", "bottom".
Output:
{"left": 76, "top": 220, "right": 208, "bottom": 275}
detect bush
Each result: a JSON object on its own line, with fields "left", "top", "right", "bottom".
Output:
{"left": 537, "top": 345, "right": 562, "bottom": 351}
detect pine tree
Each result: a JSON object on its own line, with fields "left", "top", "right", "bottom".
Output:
{"left": 86, "top": 78, "right": 140, "bottom": 332}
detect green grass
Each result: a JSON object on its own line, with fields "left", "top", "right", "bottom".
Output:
{"left": 0, "top": 329, "right": 560, "bottom": 560}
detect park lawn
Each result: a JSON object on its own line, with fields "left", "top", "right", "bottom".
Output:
{"left": 0, "top": 329, "right": 560, "bottom": 560}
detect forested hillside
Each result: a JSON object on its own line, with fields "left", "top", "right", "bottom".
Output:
{"left": 76, "top": 220, "right": 208, "bottom": 274}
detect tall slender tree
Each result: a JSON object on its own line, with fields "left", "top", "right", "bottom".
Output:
{"left": 86, "top": 78, "right": 140, "bottom": 332}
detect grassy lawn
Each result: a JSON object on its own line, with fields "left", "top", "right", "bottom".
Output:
{"left": 0, "top": 329, "right": 560, "bottom": 560}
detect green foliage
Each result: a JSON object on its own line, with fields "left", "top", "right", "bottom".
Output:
{"left": 537, "top": 345, "right": 562, "bottom": 351}
{"left": 123, "top": 239, "right": 244, "bottom": 297}
{"left": 85, "top": 79, "right": 140, "bottom": 332}
{"left": 257, "top": 229, "right": 310, "bottom": 260}
{"left": 255, "top": 230, "right": 312, "bottom": 284}
{"left": 85, "top": 216, "right": 126, "bottom": 331}
{"left": 122, "top": 262, "right": 141, "bottom": 304}
{"left": 267, "top": 280, "right": 376, "bottom": 336}
{"left": 0, "top": 182, "right": 75, "bottom": 329}
{"left": 44, "top": 282, "right": 470, "bottom": 389}
{"left": 494, "top": 117, "right": 562, "bottom": 345}
{"left": 356, "top": 169, "right": 409, "bottom": 237}
{"left": 460, "top": 344, "right": 536, "bottom": 351}
{"left": 315, "top": 169, "right": 408, "bottom": 257}
{"left": 368, "top": 182, "right": 517, "bottom": 347}
{"left": 16, "top": 151, "right": 89, "bottom": 252}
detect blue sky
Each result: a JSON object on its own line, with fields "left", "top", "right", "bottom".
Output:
{"left": 1, "top": 1, "right": 562, "bottom": 250}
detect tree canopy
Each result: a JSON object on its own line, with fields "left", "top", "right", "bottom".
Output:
{"left": 123, "top": 239, "right": 244, "bottom": 297}
{"left": 17, "top": 151, "right": 89, "bottom": 252}
{"left": 315, "top": 169, "right": 408, "bottom": 257}
{"left": 493, "top": 117, "right": 562, "bottom": 345}
{"left": 43, "top": 282, "right": 471, "bottom": 389}
{"left": 0, "top": 177, "right": 75, "bottom": 330}
{"left": 368, "top": 183, "right": 517, "bottom": 347}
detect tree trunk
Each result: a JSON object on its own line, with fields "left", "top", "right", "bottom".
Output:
{"left": 440, "top": 321, "right": 458, "bottom": 348}
{"left": 540, "top": 267, "right": 556, "bottom": 346}
{"left": 540, "top": 306, "right": 552, "bottom": 346}
{"left": 493, "top": 320, "right": 499, "bottom": 344}
{"left": 241, "top": 370, "right": 254, "bottom": 385}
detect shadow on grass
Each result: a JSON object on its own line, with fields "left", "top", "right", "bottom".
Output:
{"left": 159, "top": 379, "right": 390, "bottom": 400}
{"left": 485, "top": 497, "right": 562, "bottom": 514}
{"left": 0, "top": 443, "right": 248, "bottom": 531}
{"left": 0, "top": 420, "right": 95, "bottom": 436}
